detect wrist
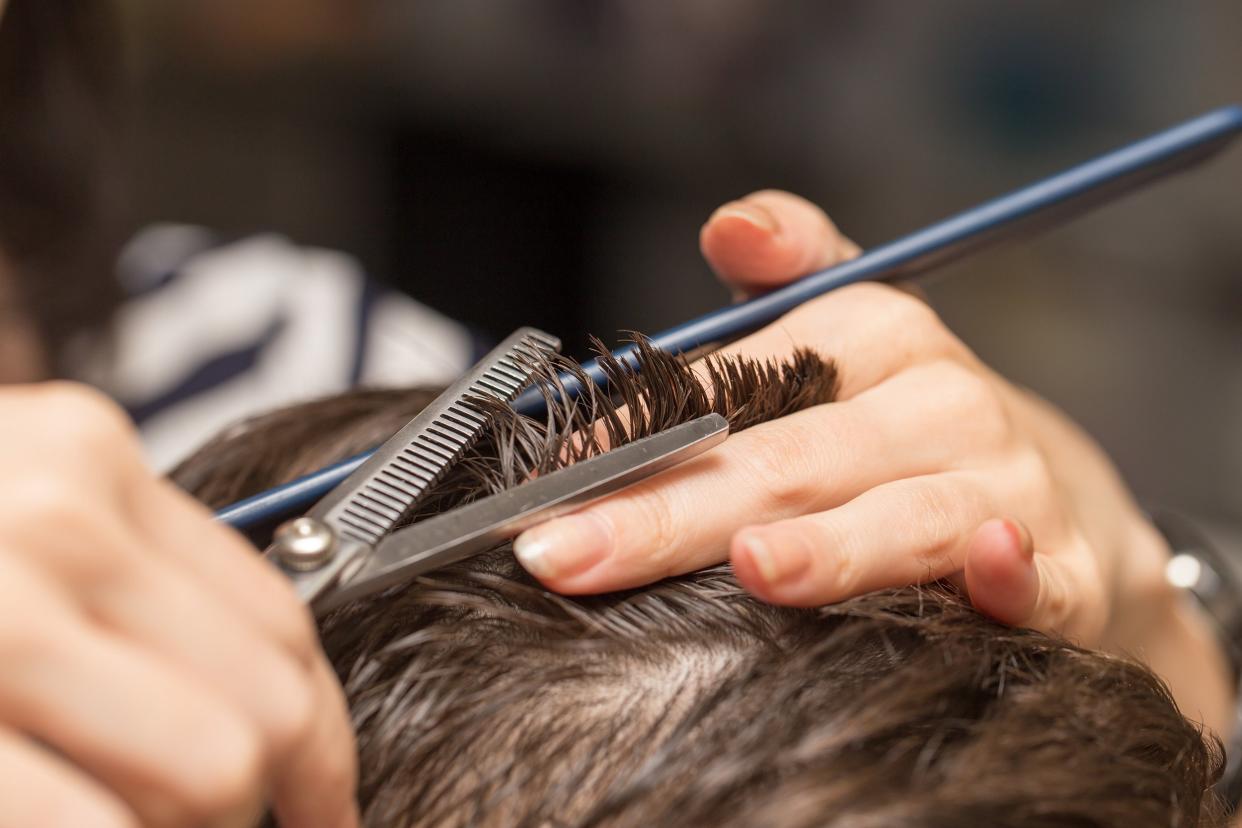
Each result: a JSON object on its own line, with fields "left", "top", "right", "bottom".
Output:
{"left": 1100, "top": 516, "right": 1180, "bottom": 652}
{"left": 1101, "top": 515, "right": 1234, "bottom": 738}
{"left": 1145, "top": 595, "right": 1235, "bottom": 739}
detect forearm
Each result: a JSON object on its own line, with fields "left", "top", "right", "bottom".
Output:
{"left": 1139, "top": 597, "right": 1234, "bottom": 739}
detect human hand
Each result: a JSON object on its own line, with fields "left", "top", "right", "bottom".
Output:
{"left": 0, "top": 384, "right": 357, "bottom": 828}
{"left": 513, "top": 190, "right": 1175, "bottom": 655}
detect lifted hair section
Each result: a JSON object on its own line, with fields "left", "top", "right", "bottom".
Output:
{"left": 176, "top": 333, "right": 838, "bottom": 516}
{"left": 417, "top": 334, "right": 838, "bottom": 517}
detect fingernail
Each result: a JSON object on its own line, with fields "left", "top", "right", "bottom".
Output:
{"left": 998, "top": 518, "right": 1034, "bottom": 562}
{"left": 514, "top": 513, "right": 612, "bottom": 580}
{"left": 712, "top": 202, "right": 780, "bottom": 234}
{"left": 738, "top": 532, "right": 810, "bottom": 586}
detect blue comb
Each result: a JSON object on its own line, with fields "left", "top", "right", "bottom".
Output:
{"left": 217, "top": 105, "right": 1242, "bottom": 531}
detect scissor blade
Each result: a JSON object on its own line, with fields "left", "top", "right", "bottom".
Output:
{"left": 266, "top": 327, "right": 559, "bottom": 606}
{"left": 310, "top": 327, "right": 561, "bottom": 546}
{"left": 315, "top": 413, "right": 729, "bottom": 612}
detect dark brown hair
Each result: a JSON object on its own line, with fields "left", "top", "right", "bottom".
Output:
{"left": 176, "top": 338, "right": 1225, "bottom": 827}
{"left": 0, "top": 0, "right": 125, "bottom": 370}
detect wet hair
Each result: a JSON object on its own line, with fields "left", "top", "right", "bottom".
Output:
{"left": 0, "top": 0, "right": 125, "bottom": 370}
{"left": 175, "top": 337, "right": 1225, "bottom": 827}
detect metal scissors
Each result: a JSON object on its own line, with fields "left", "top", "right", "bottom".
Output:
{"left": 264, "top": 327, "right": 729, "bottom": 615}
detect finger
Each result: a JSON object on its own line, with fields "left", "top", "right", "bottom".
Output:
{"left": 0, "top": 590, "right": 264, "bottom": 827}
{"left": 963, "top": 517, "right": 1103, "bottom": 637}
{"left": 131, "top": 481, "right": 359, "bottom": 825}
{"left": 135, "top": 484, "right": 358, "bottom": 826}
{"left": 87, "top": 546, "right": 322, "bottom": 771}
{"left": 83, "top": 502, "right": 358, "bottom": 827}
{"left": 131, "top": 486, "right": 360, "bottom": 828}
{"left": 16, "top": 492, "right": 321, "bottom": 773}
{"left": 11, "top": 496, "right": 355, "bottom": 826}
{"left": 515, "top": 366, "right": 973, "bottom": 593}
{"left": 730, "top": 473, "right": 995, "bottom": 606}
{"left": 0, "top": 383, "right": 149, "bottom": 499}
{"left": 700, "top": 190, "right": 860, "bottom": 296}
{"left": 270, "top": 656, "right": 359, "bottom": 828}
{"left": 0, "top": 727, "right": 137, "bottom": 828}
{"left": 707, "top": 282, "right": 967, "bottom": 399}
{"left": 128, "top": 479, "right": 323, "bottom": 667}
{"left": 964, "top": 518, "right": 1038, "bottom": 626}
{"left": 1027, "top": 548, "right": 1105, "bottom": 639}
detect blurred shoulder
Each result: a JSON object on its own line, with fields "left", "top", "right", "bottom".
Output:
{"left": 80, "top": 224, "right": 476, "bottom": 469}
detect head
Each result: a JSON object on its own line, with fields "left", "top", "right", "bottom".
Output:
{"left": 0, "top": 0, "right": 124, "bottom": 379}
{"left": 176, "top": 339, "right": 1225, "bottom": 827}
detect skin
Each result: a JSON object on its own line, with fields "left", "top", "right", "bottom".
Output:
{"left": 515, "top": 189, "right": 1235, "bottom": 738}
{"left": 0, "top": 2, "right": 358, "bottom": 823}
{"left": 0, "top": 6, "right": 348, "bottom": 825}
{"left": 0, "top": 385, "right": 359, "bottom": 828}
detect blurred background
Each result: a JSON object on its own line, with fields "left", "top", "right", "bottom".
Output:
{"left": 29, "top": 2, "right": 1242, "bottom": 520}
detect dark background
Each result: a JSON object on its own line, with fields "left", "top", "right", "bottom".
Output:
{"left": 118, "top": 1, "right": 1242, "bottom": 523}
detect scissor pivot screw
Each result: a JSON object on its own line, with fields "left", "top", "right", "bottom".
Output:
{"left": 273, "top": 517, "right": 337, "bottom": 571}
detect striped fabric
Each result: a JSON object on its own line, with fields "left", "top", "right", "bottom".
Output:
{"left": 80, "top": 224, "right": 475, "bottom": 470}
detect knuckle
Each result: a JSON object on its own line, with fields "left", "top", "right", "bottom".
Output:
{"left": 835, "top": 280, "right": 898, "bottom": 308}
{"left": 1032, "top": 547, "right": 1104, "bottom": 641}
{"left": 932, "top": 362, "right": 1013, "bottom": 448}
{"left": 6, "top": 473, "right": 82, "bottom": 527}
{"left": 907, "top": 485, "right": 962, "bottom": 573}
{"left": 182, "top": 722, "right": 265, "bottom": 822}
{"left": 1038, "top": 578, "right": 1071, "bottom": 632}
{"left": 0, "top": 480, "right": 138, "bottom": 584}
{"left": 736, "top": 421, "right": 820, "bottom": 515}
{"left": 803, "top": 282, "right": 961, "bottom": 358}
{"left": 885, "top": 285, "right": 938, "bottom": 327}
{"left": 1013, "top": 446, "right": 1056, "bottom": 495}
{"left": 264, "top": 669, "right": 318, "bottom": 757}
{"left": 1008, "top": 449, "right": 1068, "bottom": 534}
{"left": 941, "top": 362, "right": 989, "bottom": 410}
{"left": 887, "top": 300, "right": 966, "bottom": 361}
{"left": 787, "top": 282, "right": 881, "bottom": 329}
{"left": 849, "top": 282, "right": 940, "bottom": 335}
{"left": 618, "top": 487, "right": 683, "bottom": 577}
{"left": 807, "top": 520, "right": 862, "bottom": 598}
{"left": 314, "top": 732, "right": 358, "bottom": 803}
{"left": 1062, "top": 547, "right": 1108, "bottom": 642}
{"left": 280, "top": 604, "right": 321, "bottom": 663}
{"left": 0, "top": 571, "right": 61, "bottom": 664}
{"left": 205, "top": 526, "right": 322, "bottom": 660}
{"left": 33, "top": 382, "right": 132, "bottom": 447}
{"left": 261, "top": 587, "right": 320, "bottom": 662}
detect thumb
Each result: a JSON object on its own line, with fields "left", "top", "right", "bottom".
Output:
{"left": 964, "top": 518, "right": 1039, "bottom": 627}
{"left": 699, "top": 190, "right": 860, "bottom": 298}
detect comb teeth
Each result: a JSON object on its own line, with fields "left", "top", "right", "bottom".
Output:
{"left": 322, "top": 328, "right": 560, "bottom": 546}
